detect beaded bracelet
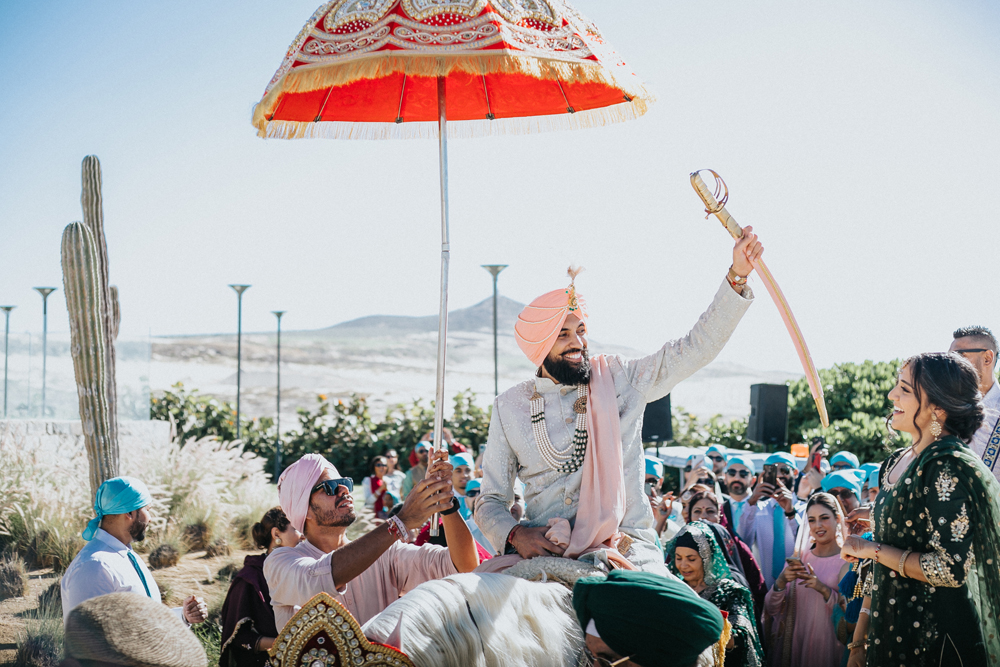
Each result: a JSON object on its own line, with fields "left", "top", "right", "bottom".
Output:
{"left": 873, "top": 542, "right": 883, "bottom": 564}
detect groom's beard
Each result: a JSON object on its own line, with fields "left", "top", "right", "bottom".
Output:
{"left": 543, "top": 348, "right": 592, "bottom": 386}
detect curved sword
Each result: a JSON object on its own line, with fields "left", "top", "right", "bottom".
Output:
{"left": 690, "top": 170, "right": 829, "bottom": 428}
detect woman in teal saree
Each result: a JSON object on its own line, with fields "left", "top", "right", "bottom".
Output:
{"left": 667, "top": 520, "right": 765, "bottom": 667}
{"left": 840, "top": 352, "right": 1000, "bottom": 666}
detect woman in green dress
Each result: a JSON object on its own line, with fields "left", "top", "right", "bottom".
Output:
{"left": 840, "top": 352, "right": 1000, "bottom": 666}
{"left": 667, "top": 520, "right": 765, "bottom": 667}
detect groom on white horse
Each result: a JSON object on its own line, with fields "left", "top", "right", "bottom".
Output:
{"left": 474, "top": 229, "right": 763, "bottom": 573}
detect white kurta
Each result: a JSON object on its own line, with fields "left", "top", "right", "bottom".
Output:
{"left": 474, "top": 279, "right": 753, "bottom": 571}
{"left": 970, "top": 381, "right": 1000, "bottom": 482}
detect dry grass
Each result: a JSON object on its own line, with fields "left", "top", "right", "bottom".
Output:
{"left": 0, "top": 552, "right": 29, "bottom": 600}
{"left": 204, "top": 537, "right": 231, "bottom": 559}
{"left": 148, "top": 543, "right": 180, "bottom": 570}
{"left": 0, "top": 428, "right": 277, "bottom": 571}
{"left": 11, "top": 620, "right": 62, "bottom": 667}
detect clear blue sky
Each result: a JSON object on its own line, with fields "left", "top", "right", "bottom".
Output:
{"left": 2, "top": 1, "right": 998, "bottom": 372}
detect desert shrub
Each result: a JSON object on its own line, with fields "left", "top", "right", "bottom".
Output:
{"left": 35, "top": 579, "right": 62, "bottom": 619}
{"left": 152, "top": 385, "right": 493, "bottom": 481}
{"left": 12, "top": 619, "right": 63, "bottom": 667}
{"left": 0, "top": 551, "right": 29, "bottom": 599}
{"left": 182, "top": 521, "right": 211, "bottom": 552}
{"left": 205, "top": 537, "right": 231, "bottom": 558}
{"left": 148, "top": 543, "right": 180, "bottom": 570}
{"left": 216, "top": 560, "right": 240, "bottom": 583}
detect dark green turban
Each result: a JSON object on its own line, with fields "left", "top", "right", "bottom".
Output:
{"left": 573, "top": 570, "right": 723, "bottom": 667}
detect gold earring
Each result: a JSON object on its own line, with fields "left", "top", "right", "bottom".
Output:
{"left": 930, "top": 412, "right": 942, "bottom": 439}
{"left": 275, "top": 537, "right": 282, "bottom": 545}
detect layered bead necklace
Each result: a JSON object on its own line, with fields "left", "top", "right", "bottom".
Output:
{"left": 530, "top": 385, "right": 588, "bottom": 473}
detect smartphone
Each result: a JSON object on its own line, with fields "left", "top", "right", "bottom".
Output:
{"left": 762, "top": 463, "right": 778, "bottom": 487}
{"left": 785, "top": 556, "right": 802, "bottom": 567}
{"left": 810, "top": 449, "right": 826, "bottom": 471}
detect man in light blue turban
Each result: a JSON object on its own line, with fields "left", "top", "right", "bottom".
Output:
{"left": 61, "top": 477, "right": 208, "bottom": 627}
{"left": 720, "top": 454, "right": 756, "bottom": 534}
{"left": 864, "top": 468, "right": 880, "bottom": 503}
{"left": 829, "top": 450, "right": 860, "bottom": 471}
{"left": 738, "top": 451, "right": 804, "bottom": 588}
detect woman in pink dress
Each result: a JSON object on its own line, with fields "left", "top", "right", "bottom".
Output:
{"left": 763, "top": 492, "right": 850, "bottom": 667}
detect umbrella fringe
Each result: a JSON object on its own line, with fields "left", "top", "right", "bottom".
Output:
{"left": 255, "top": 97, "right": 649, "bottom": 140}
{"left": 252, "top": 53, "right": 652, "bottom": 132}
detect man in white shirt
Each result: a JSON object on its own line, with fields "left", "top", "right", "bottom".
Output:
{"left": 264, "top": 452, "right": 479, "bottom": 629}
{"left": 61, "top": 477, "right": 208, "bottom": 626}
{"left": 950, "top": 325, "right": 1000, "bottom": 482}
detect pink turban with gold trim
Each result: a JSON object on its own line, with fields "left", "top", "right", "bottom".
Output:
{"left": 515, "top": 268, "right": 588, "bottom": 368}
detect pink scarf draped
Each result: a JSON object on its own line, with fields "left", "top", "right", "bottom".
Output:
{"left": 563, "top": 355, "right": 633, "bottom": 568}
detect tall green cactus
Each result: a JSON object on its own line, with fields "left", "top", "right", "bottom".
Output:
{"left": 62, "top": 156, "right": 120, "bottom": 498}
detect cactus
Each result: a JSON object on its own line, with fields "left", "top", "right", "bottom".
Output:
{"left": 61, "top": 156, "right": 120, "bottom": 498}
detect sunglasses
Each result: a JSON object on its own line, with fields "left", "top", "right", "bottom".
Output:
{"left": 776, "top": 466, "right": 794, "bottom": 476}
{"left": 465, "top": 489, "right": 480, "bottom": 498}
{"left": 830, "top": 488, "right": 857, "bottom": 500}
{"left": 415, "top": 448, "right": 428, "bottom": 455}
{"left": 708, "top": 455, "right": 725, "bottom": 463}
{"left": 831, "top": 463, "right": 853, "bottom": 471}
{"left": 312, "top": 478, "right": 354, "bottom": 496}
{"left": 726, "top": 469, "right": 750, "bottom": 478}
{"left": 374, "top": 463, "right": 387, "bottom": 468}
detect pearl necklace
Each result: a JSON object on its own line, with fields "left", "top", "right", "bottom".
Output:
{"left": 530, "top": 385, "right": 588, "bottom": 473}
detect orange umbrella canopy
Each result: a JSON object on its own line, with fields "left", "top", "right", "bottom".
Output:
{"left": 253, "top": 0, "right": 654, "bottom": 139}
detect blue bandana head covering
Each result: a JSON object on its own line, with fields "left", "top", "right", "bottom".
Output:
{"left": 645, "top": 455, "right": 664, "bottom": 479}
{"left": 449, "top": 453, "right": 474, "bottom": 469}
{"left": 829, "top": 451, "right": 860, "bottom": 469}
{"left": 465, "top": 479, "right": 482, "bottom": 493}
{"left": 821, "top": 469, "right": 866, "bottom": 499}
{"left": 764, "top": 452, "right": 797, "bottom": 470}
{"left": 725, "top": 454, "right": 756, "bottom": 475}
{"left": 866, "top": 468, "right": 879, "bottom": 490}
{"left": 706, "top": 444, "right": 727, "bottom": 457}
{"left": 83, "top": 476, "right": 153, "bottom": 541}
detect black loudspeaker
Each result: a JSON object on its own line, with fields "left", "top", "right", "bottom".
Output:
{"left": 746, "top": 383, "right": 789, "bottom": 450}
{"left": 642, "top": 394, "right": 673, "bottom": 443}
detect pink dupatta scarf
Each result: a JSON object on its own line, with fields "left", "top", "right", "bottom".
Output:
{"left": 563, "top": 354, "right": 635, "bottom": 569}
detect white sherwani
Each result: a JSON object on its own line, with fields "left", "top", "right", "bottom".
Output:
{"left": 474, "top": 279, "right": 753, "bottom": 571}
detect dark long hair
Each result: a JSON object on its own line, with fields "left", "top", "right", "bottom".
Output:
{"left": 903, "top": 352, "right": 984, "bottom": 444}
{"left": 251, "top": 507, "right": 290, "bottom": 550}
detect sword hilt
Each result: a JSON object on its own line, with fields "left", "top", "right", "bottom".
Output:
{"left": 690, "top": 170, "right": 743, "bottom": 241}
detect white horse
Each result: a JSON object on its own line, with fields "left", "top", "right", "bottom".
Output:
{"left": 361, "top": 572, "right": 585, "bottom": 667}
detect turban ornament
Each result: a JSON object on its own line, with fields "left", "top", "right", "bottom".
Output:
{"left": 515, "top": 266, "right": 588, "bottom": 368}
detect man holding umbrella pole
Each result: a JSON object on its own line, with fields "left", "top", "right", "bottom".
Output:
{"left": 474, "top": 229, "right": 763, "bottom": 573}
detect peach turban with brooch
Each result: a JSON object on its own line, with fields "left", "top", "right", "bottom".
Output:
{"left": 278, "top": 453, "right": 341, "bottom": 533}
{"left": 514, "top": 267, "right": 588, "bottom": 368}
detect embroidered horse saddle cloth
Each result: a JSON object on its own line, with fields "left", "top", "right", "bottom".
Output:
{"left": 269, "top": 593, "right": 414, "bottom": 667}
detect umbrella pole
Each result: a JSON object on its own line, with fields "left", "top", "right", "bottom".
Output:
{"left": 429, "top": 75, "right": 450, "bottom": 537}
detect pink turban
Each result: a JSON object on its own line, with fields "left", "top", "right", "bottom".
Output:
{"left": 514, "top": 270, "right": 588, "bottom": 368}
{"left": 277, "top": 453, "right": 340, "bottom": 533}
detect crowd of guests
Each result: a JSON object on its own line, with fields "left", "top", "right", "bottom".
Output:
{"left": 56, "top": 328, "right": 1000, "bottom": 667}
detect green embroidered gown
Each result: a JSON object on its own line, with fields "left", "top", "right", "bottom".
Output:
{"left": 869, "top": 436, "right": 1000, "bottom": 666}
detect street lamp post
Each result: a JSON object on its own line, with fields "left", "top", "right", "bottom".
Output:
{"left": 229, "top": 284, "right": 251, "bottom": 440}
{"left": 33, "top": 288, "right": 56, "bottom": 418}
{"left": 1, "top": 306, "right": 14, "bottom": 418}
{"left": 481, "top": 265, "right": 508, "bottom": 397}
{"left": 272, "top": 310, "right": 285, "bottom": 479}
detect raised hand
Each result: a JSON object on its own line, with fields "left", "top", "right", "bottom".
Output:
{"left": 395, "top": 477, "right": 454, "bottom": 531}
{"left": 732, "top": 225, "right": 763, "bottom": 277}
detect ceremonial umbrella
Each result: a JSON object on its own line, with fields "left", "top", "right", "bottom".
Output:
{"left": 253, "top": 0, "right": 653, "bottom": 530}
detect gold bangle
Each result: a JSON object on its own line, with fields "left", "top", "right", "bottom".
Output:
{"left": 899, "top": 548, "right": 912, "bottom": 578}
{"left": 847, "top": 640, "right": 866, "bottom": 651}
{"left": 727, "top": 265, "right": 747, "bottom": 285}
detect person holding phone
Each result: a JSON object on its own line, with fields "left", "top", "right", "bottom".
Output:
{"left": 763, "top": 493, "right": 849, "bottom": 667}
{"left": 721, "top": 454, "right": 756, "bottom": 535}
{"left": 736, "top": 452, "right": 804, "bottom": 588}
